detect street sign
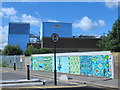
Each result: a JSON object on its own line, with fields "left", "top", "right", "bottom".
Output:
{"left": 51, "top": 33, "right": 59, "bottom": 43}
{"left": 51, "top": 33, "right": 59, "bottom": 85}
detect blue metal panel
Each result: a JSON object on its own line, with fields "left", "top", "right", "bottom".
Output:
{"left": 9, "top": 23, "right": 30, "bottom": 34}
{"left": 8, "top": 34, "right": 29, "bottom": 51}
{"left": 42, "top": 22, "right": 72, "bottom": 38}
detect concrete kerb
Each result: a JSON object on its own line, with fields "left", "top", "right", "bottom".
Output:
{"left": 0, "top": 82, "right": 44, "bottom": 87}
{"left": 2, "top": 85, "right": 87, "bottom": 89}
{"left": 0, "top": 79, "right": 42, "bottom": 84}
{"left": 72, "top": 80, "right": 119, "bottom": 89}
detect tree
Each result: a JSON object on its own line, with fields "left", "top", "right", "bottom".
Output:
{"left": 98, "top": 17, "right": 120, "bottom": 52}
{"left": 3, "top": 45, "right": 23, "bottom": 55}
{"left": 24, "top": 46, "right": 37, "bottom": 56}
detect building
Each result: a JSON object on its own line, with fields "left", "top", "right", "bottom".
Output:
{"left": 28, "top": 22, "right": 101, "bottom": 52}
{"left": 8, "top": 23, "right": 30, "bottom": 51}
{"left": 40, "top": 37, "right": 101, "bottom": 52}
{"left": 8, "top": 22, "right": 101, "bottom": 52}
{"left": 40, "top": 22, "right": 72, "bottom": 40}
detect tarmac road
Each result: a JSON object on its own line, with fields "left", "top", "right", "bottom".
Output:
{"left": 0, "top": 67, "right": 119, "bottom": 90}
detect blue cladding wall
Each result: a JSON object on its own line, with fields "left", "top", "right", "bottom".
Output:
{"left": 8, "top": 34, "right": 29, "bottom": 51}
{"left": 8, "top": 23, "right": 30, "bottom": 51}
{"left": 9, "top": 23, "right": 30, "bottom": 34}
{"left": 40, "top": 22, "right": 72, "bottom": 39}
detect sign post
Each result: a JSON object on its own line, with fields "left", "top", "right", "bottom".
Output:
{"left": 51, "top": 33, "right": 59, "bottom": 86}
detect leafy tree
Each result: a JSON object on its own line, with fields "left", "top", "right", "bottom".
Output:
{"left": 3, "top": 45, "right": 23, "bottom": 55}
{"left": 24, "top": 45, "right": 37, "bottom": 56}
{"left": 98, "top": 17, "right": 120, "bottom": 52}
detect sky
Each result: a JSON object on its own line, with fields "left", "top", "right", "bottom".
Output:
{"left": 0, "top": 1, "right": 119, "bottom": 49}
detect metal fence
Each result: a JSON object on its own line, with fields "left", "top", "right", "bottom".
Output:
{"left": 1, "top": 55, "right": 25, "bottom": 69}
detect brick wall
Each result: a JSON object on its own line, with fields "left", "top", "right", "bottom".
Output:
{"left": 111, "top": 52, "right": 120, "bottom": 79}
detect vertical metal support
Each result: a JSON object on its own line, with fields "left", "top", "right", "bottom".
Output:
{"left": 14, "top": 55, "right": 16, "bottom": 71}
{"left": 14, "top": 63, "right": 16, "bottom": 70}
{"left": 27, "top": 65, "right": 30, "bottom": 80}
{"left": 54, "top": 43, "right": 57, "bottom": 85}
{"left": 51, "top": 33, "right": 59, "bottom": 86}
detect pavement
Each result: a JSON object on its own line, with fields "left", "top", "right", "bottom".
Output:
{"left": 0, "top": 67, "right": 119, "bottom": 90}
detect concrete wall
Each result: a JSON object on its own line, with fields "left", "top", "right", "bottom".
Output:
{"left": 111, "top": 52, "right": 120, "bottom": 79}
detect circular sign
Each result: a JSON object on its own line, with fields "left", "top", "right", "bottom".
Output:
{"left": 51, "top": 33, "right": 59, "bottom": 43}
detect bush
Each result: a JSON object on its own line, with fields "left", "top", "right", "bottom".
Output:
{"left": 24, "top": 46, "right": 52, "bottom": 56}
{"left": 0, "top": 62, "right": 9, "bottom": 67}
{"left": 38, "top": 48, "right": 52, "bottom": 54}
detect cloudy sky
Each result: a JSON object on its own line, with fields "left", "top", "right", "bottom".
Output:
{"left": 0, "top": 1, "right": 119, "bottom": 49}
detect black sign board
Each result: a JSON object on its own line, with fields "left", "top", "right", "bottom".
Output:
{"left": 51, "top": 33, "right": 59, "bottom": 43}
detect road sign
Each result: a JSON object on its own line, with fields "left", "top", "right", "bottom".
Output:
{"left": 51, "top": 33, "right": 59, "bottom": 85}
{"left": 51, "top": 33, "right": 59, "bottom": 43}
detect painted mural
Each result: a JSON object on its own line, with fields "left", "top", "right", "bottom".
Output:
{"left": 80, "top": 56, "right": 93, "bottom": 76}
{"left": 30, "top": 55, "right": 113, "bottom": 78}
{"left": 92, "top": 55, "right": 111, "bottom": 78}
{"left": 68, "top": 56, "right": 80, "bottom": 75}
{"left": 44, "top": 57, "right": 52, "bottom": 72}
{"left": 56, "top": 57, "right": 69, "bottom": 73}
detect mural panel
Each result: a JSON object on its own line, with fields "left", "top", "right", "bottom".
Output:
{"left": 68, "top": 56, "right": 80, "bottom": 74}
{"left": 92, "top": 55, "right": 111, "bottom": 77}
{"left": 57, "top": 56, "right": 69, "bottom": 73}
{"left": 30, "top": 57, "right": 44, "bottom": 70}
{"left": 44, "top": 57, "right": 52, "bottom": 71}
{"left": 37, "top": 57, "right": 44, "bottom": 70}
{"left": 30, "top": 54, "right": 113, "bottom": 78}
{"left": 80, "top": 56, "right": 93, "bottom": 76}
{"left": 30, "top": 57, "right": 38, "bottom": 70}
